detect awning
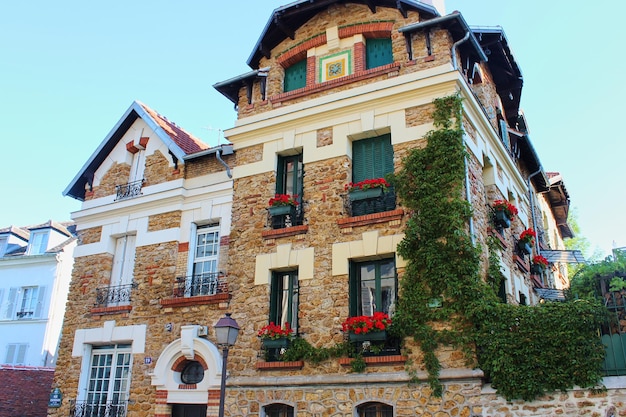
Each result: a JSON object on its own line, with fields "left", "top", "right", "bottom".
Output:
{"left": 540, "top": 250, "right": 586, "bottom": 264}
{"left": 534, "top": 288, "right": 567, "bottom": 302}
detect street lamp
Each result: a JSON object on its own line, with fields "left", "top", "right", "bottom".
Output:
{"left": 214, "top": 313, "right": 240, "bottom": 417}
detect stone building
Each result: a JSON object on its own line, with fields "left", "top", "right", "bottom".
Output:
{"left": 48, "top": 2, "right": 601, "bottom": 417}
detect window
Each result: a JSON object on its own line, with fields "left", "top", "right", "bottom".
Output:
{"left": 350, "top": 259, "right": 396, "bottom": 318}
{"left": 366, "top": 38, "right": 393, "bottom": 69}
{"left": 172, "top": 404, "right": 207, "bottom": 417}
{"left": 357, "top": 402, "right": 393, "bottom": 417}
{"left": 180, "top": 361, "right": 204, "bottom": 384}
{"left": 272, "top": 154, "right": 304, "bottom": 228}
{"left": 270, "top": 271, "right": 299, "bottom": 333}
{"left": 0, "top": 236, "right": 7, "bottom": 256}
{"left": 104, "top": 235, "right": 136, "bottom": 306}
{"left": 5, "top": 343, "right": 27, "bottom": 365}
{"left": 284, "top": 59, "right": 307, "bottom": 92}
{"left": 264, "top": 403, "right": 294, "bottom": 417}
{"left": 351, "top": 134, "right": 395, "bottom": 216}
{"left": 28, "top": 230, "right": 49, "bottom": 255}
{"left": 77, "top": 344, "right": 132, "bottom": 417}
{"left": 2, "top": 286, "right": 45, "bottom": 320}
{"left": 190, "top": 224, "right": 220, "bottom": 296}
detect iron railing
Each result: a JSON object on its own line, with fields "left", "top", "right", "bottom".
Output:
{"left": 598, "top": 274, "right": 626, "bottom": 376}
{"left": 114, "top": 179, "right": 144, "bottom": 201}
{"left": 267, "top": 206, "right": 304, "bottom": 229}
{"left": 173, "top": 273, "right": 224, "bottom": 298}
{"left": 70, "top": 401, "right": 128, "bottom": 417}
{"left": 94, "top": 283, "right": 136, "bottom": 307}
{"left": 343, "top": 191, "right": 396, "bottom": 217}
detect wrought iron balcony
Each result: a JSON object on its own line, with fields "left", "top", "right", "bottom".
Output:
{"left": 343, "top": 190, "right": 396, "bottom": 217}
{"left": 114, "top": 179, "right": 144, "bottom": 201}
{"left": 16, "top": 310, "right": 34, "bottom": 319}
{"left": 173, "top": 272, "right": 225, "bottom": 298}
{"left": 70, "top": 400, "right": 128, "bottom": 417}
{"left": 94, "top": 283, "right": 136, "bottom": 307}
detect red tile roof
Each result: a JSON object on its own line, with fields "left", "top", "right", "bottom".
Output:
{"left": 139, "top": 102, "right": 209, "bottom": 155}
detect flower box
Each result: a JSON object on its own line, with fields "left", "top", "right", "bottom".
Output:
{"left": 531, "top": 264, "right": 545, "bottom": 275}
{"left": 268, "top": 205, "right": 294, "bottom": 216}
{"left": 261, "top": 337, "right": 291, "bottom": 349}
{"left": 348, "top": 187, "right": 383, "bottom": 201}
{"left": 494, "top": 210, "right": 511, "bottom": 229}
{"left": 349, "top": 330, "right": 387, "bottom": 342}
{"left": 518, "top": 241, "right": 532, "bottom": 255}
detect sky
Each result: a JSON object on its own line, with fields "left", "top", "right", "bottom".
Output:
{"left": 1, "top": 0, "right": 624, "bottom": 259}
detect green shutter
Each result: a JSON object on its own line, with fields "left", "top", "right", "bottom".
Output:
{"left": 352, "top": 134, "right": 393, "bottom": 183}
{"left": 366, "top": 38, "right": 393, "bottom": 70}
{"left": 284, "top": 60, "right": 307, "bottom": 92}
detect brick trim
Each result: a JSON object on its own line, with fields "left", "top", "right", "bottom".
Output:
{"left": 261, "top": 225, "right": 309, "bottom": 240}
{"left": 178, "top": 242, "right": 189, "bottom": 252}
{"left": 338, "top": 355, "right": 407, "bottom": 367}
{"left": 337, "top": 209, "right": 404, "bottom": 228}
{"left": 271, "top": 63, "right": 400, "bottom": 104}
{"left": 90, "top": 305, "right": 133, "bottom": 316}
{"left": 338, "top": 22, "right": 394, "bottom": 39}
{"left": 160, "top": 293, "right": 230, "bottom": 308}
{"left": 514, "top": 254, "right": 530, "bottom": 273}
{"left": 256, "top": 360, "right": 304, "bottom": 370}
{"left": 126, "top": 141, "right": 140, "bottom": 154}
{"left": 277, "top": 34, "right": 327, "bottom": 68}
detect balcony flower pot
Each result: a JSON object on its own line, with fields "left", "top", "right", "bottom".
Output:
{"left": 348, "top": 187, "right": 383, "bottom": 201}
{"left": 494, "top": 210, "right": 511, "bottom": 229}
{"left": 268, "top": 205, "right": 295, "bottom": 216}
{"left": 349, "top": 330, "right": 387, "bottom": 343}
{"left": 531, "top": 264, "right": 545, "bottom": 275}
{"left": 518, "top": 240, "right": 532, "bottom": 255}
{"left": 261, "top": 337, "right": 291, "bottom": 349}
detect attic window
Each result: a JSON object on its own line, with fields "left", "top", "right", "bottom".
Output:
{"left": 366, "top": 38, "right": 393, "bottom": 69}
{"left": 284, "top": 59, "right": 307, "bottom": 92}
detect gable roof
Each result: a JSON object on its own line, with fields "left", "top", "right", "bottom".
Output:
{"left": 63, "top": 101, "right": 209, "bottom": 201}
{"left": 247, "top": 0, "right": 439, "bottom": 69}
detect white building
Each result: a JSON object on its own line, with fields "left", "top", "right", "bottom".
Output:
{"left": 0, "top": 221, "right": 76, "bottom": 367}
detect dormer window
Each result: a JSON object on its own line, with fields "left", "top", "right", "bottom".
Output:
{"left": 284, "top": 59, "right": 307, "bottom": 92}
{"left": 365, "top": 38, "right": 393, "bottom": 69}
{"left": 0, "top": 236, "right": 7, "bottom": 256}
{"left": 28, "top": 230, "right": 49, "bottom": 255}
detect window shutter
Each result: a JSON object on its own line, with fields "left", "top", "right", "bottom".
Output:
{"left": 284, "top": 60, "right": 307, "bottom": 92}
{"left": 16, "top": 344, "right": 27, "bottom": 364}
{"left": 348, "top": 262, "right": 358, "bottom": 317}
{"left": 3, "top": 287, "right": 17, "bottom": 319}
{"left": 34, "top": 286, "right": 46, "bottom": 318}
{"left": 366, "top": 38, "right": 393, "bottom": 69}
{"left": 352, "top": 134, "right": 393, "bottom": 182}
{"left": 499, "top": 119, "right": 511, "bottom": 151}
{"left": 5, "top": 344, "right": 16, "bottom": 363}
{"left": 276, "top": 156, "right": 286, "bottom": 194}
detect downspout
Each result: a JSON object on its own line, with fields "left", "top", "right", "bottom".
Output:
{"left": 215, "top": 149, "right": 232, "bottom": 179}
{"left": 527, "top": 168, "right": 542, "bottom": 255}
{"left": 451, "top": 31, "right": 470, "bottom": 70}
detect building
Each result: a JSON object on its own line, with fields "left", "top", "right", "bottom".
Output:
{"left": 0, "top": 220, "right": 76, "bottom": 417}
{"left": 49, "top": 1, "right": 590, "bottom": 417}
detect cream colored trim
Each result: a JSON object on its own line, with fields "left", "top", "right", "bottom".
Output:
{"left": 254, "top": 244, "right": 314, "bottom": 285}
{"left": 72, "top": 320, "right": 146, "bottom": 357}
{"left": 331, "top": 231, "right": 406, "bottom": 276}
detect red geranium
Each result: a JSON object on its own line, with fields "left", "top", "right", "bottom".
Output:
{"left": 532, "top": 255, "right": 549, "bottom": 267}
{"left": 268, "top": 194, "right": 299, "bottom": 207}
{"left": 493, "top": 199, "right": 518, "bottom": 220}
{"left": 341, "top": 312, "right": 391, "bottom": 335}
{"left": 345, "top": 178, "right": 390, "bottom": 193}
{"left": 519, "top": 228, "right": 536, "bottom": 245}
{"left": 257, "top": 322, "right": 294, "bottom": 340}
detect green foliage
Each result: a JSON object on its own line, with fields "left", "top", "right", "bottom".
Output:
{"left": 389, "top": 93, "right": 607, "bottom": 401}
{"left": 474, "top": 301, "right": 606, "bottom": 401}
{"left": 281, "top": 337, "right": 352, "bottom": 364}
{"left": 569, "top": 251, "right": 626, "bottom": 300}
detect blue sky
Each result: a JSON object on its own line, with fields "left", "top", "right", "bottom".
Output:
{"left": 1, "top": 0, "right": 624, "bottom": 259}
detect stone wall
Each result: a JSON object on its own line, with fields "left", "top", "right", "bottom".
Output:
{"left": 144, "top": 149, "right": 184, "bottom": 186}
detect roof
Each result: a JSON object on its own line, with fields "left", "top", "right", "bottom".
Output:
{"left": 63, "top": 101, "right": 210, "bottom": 201}
{"left": 0, "top": 221, "right": 76, "bottom": 257}
{"left": 545, "top": 172, "right": 574, "bottom": 239}
{"left": 247, "top": 0, "right": 439, "bottom": 69}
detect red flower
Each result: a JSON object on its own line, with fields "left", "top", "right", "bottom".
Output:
{"left": 519, "top": 228, "right": 536, "bottom": 245}
{"left": 258, "top": 322, "right": 294, "bottom": 340}
{"left": 532, "top": 255, "right": 549, "bottom": 267}
{"left": 268, "top": 194, "right": 299, "bottom": 207}
{"left": 341, "top": 312, "right": 391, "bottom": 335}
{"left": 493, "top": 199, "right": 518, "bottom": 220}
{"left": 345, "top": 178, "right": 390, "bottom": 193}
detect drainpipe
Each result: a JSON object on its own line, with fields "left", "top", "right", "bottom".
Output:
{"left": 215, "top": 148, "right": 232, "bottom": 179}
{"left": 527, "top": 168, "right": 542, "bottom": 255}
{"left": 451, "top": 31, "right": 470, "bottom": 70}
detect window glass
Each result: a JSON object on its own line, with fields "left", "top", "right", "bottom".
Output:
{"left": 366, "top": 38, "right": 393, "bottom": 69}
{"left": 265, "top": 403, "right": 294, "bottom": 417}
{"left": 272, "top": 154, "right": 304, "bottom": 228}
{"left": 17, "top": 287, "right": 39, "bottom": 319}
{"left": 180, "top": 361, "right": 205, "bottom": 384}
{"left": 270, "top": 271, "right": 299, "bottom": 332}
{"left": 357, "top": 402, "right": 393, "bottom": 417}
{"left": 29, "top": 231, "right": 49, "bottom": 255}
{"left": 284, "top": 60, "right": 307, "bottom": 92}
{"left": 191, "top": 224, "right": 220, "bottom": 296}
{"left": 350, "top": 259, "right": 396, "bottom": 318}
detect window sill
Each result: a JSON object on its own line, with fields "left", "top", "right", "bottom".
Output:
{"left": 262, "top": 225, "right": 309, "bottom": 240}
{"left": 256, "top": 360, "right": 304, "bottom": 371}
{"left": 160, "top": 293, "right": 230, "bottom": 308}
{"left": 338, "top": 355, "right": 407, "bottom": 367}
{"left": 90, "top": 305, "right": 133, "bottom": 316}
{"left": 514, "top": 254, "right": 530, "bottom": 273}
{"left": 271, "top": 63, "right": 400, "bottom": 104}
{"left": 488, "top": 227, "right": 508, "bottom": 249}
{"left": 337, "top": 209, "right": 404, "bottom": 229}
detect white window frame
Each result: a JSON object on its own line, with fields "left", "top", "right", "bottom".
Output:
{"left": 5, "top": 343, "right": 28, "bottom": 364}
{"left": 2, "top": 286, "right": 46, "bottom": 320}
{"left": 187, "top": 223, "right": 220, "bottom": 296}
{"left": 0, "top": 236, "right": 7, "bottom": 256}
{"left": 28, "top": 230, "right": 49, "bottom": 255}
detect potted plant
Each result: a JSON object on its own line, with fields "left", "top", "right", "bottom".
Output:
{"left": 531, "top": 255, "right": 549, "bottom": 274}
{"left": 268, "top": 194, "right": 299, "bottom": 216}
{"left": 492, "top": 199, "right": 518, "bottom": 229}
{"left": 342, "top": 312, "right": 391, "bottom": 342}
{"left": 258, "top": 322, "right": 294, "bottom": 349}
{"left": 345, "top": 178, "right": 390, "bottom": 201}
{"left": 518, "top": 228, "right": 536, "bottom": 255}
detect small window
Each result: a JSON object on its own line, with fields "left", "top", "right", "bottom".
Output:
{"left": 28, "top": 231, "right": 49, "bottom": 255}
{"left": 270, "top": 271, "right": 299, "bottom": 333}
{"left": 5, "top": 343, "right": 28, "bottom": 364}
{"left": 272, "top": 154, "right": 304, "bottom": 228}
{"left": 350, "top": 259, "right": 396, "bottom": 318}
{"left": 284, "top": 60, "right": 307, "bottom": 92}
{"left": 264, "top": 403, "right": 294, "bottom": 417}
{"left": 190, "top": 224, "right": 220, "bottom": 296}
{"left": 180, "top": 361, "right": 205, "bottom": 384}
{"left": 357, "top": 402, "right": 393, "bottom": 417}
{"left": 366, "top": 38, "right": 393, "bottom": 70}
{"left": 351, "top": 134, "right": 395, "bottom": 216}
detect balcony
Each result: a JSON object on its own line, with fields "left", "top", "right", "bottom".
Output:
{"left": 94, "top": 283, "right": 136, "bottom": 307}
{"left": 114, "top": 179, "right": 144, "bottom": 201}
{"left": 70, "top": 400, "right": 128, "bottom": 417}
{"left": 161, "top": 272, "right": 230, "bottom": 308}
{"left": 344, "top": 190, "right": 396, "bottom": 217}
{"left": 16, "top": 310, "right": 34, "bottom": 319}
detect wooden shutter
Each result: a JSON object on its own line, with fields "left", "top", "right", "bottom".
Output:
{"left": 366, "top": 38, "right": 393, "bottom": 69}
{"left": 34, "top": 286, "right": 46, "bottom": 318}
{"left": 284, "top": 60, "right": 307, "bottom": 92}
{"left": 3, "top": 287, "right": 17, "bottom": 319}
{"left": 16, "top": 344, "right": 27, "bottom": 364}
{"left": 352, "top": 134, "right": 393, "bottom": 183}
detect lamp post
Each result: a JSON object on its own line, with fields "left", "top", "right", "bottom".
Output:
{"left": 214, "top": 313, "right": 240, "bottom": 417}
